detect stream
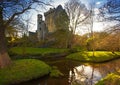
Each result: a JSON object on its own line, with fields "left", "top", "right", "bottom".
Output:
{"left": 15, "top": 58, "right": 120, "bottom": 85}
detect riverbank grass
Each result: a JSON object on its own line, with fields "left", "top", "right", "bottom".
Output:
{"left": 96, "top": 73, "right": 120, "bottom": 85}
{"left": 0, "top": 59, "right": 51, "bottom": 85}
{"left": 66, "top": 51, "right": 120, "bottom": 63}
{"left": 9, "top": 47, "right": 69, "bottom": 56}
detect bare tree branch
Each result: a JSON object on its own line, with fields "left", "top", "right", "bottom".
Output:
{"left": 5, "top": 5, "right": 31, "bottom": 26}
{"left": 65, "top": 0, "right": 89, "bottom": 34}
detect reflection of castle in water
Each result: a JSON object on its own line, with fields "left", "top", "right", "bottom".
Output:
{"left": 68, "top": 59, "right": 120, "bottom": 85}
{"left": 32, "top": 5, "right": 66, "bottom": 41}
{"left": 69, "top": 65, "right": 102, "bottom": 85}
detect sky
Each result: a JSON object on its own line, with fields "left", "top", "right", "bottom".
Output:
{"left": 28, "top": 0, "right": 110, "bottom": 35}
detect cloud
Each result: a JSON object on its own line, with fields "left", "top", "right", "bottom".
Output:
{"left": 94, "top": 8, "right": 100, "bottom": 14}
{"left": 96, "top": 2, "right": 101, "bottom": 5}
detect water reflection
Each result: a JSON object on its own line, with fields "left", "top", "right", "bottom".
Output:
{"left": 69, "top": 65, "right": 102, "bottom": 85}
{"left": 69, "top": 59, "right": 120, "bottom": 85}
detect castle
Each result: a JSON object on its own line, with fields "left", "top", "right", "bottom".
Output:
{"left": 29, "top": 5, "right": 69, "bottom": 43}
{"left": 37, "top": 5, "right": 68, "bottom": 41}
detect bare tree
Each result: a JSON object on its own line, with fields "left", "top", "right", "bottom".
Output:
{"left": 102, "top": 0, "right": 120, "bottom": 21}
{"left": 89, "top": 1, "right": 95, "bottom": 57}
{"left": 65, "top": 0, "right": 90, "bottom": 48}
{"left": 100, "top": 0, "right": 120, "bottom": 32}
{"left": 99, "top": 0, "right": 120, "bottom": 52}
{"left": 0, "top": 0, "right": 52, "bottom": 68}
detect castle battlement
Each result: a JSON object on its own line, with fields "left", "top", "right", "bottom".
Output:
{"left": 44, "top": 5, "right": 63, "bottom": 17}
{"left": 44, "top": 8, "right": 55, "bottom": 16}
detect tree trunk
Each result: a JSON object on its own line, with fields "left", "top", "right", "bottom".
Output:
{"left": 0, "top": 26, "right": 12, "bottom": 68}
{"left": 67, "top": 31, "right": 73, "bottom": 48}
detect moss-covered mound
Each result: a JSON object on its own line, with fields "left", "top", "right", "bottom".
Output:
{"left": 0, "top": 59, "right": 51, "bottom": 85}
{"left": 66, "top": 51, "right": 120, "bottom": 63}
{"left": 96, "top": 73, "right": 120, "bottom": 85}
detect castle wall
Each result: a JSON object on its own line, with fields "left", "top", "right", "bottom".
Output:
{"left": 44, "top": 5, "right": 64, "bottom": 33}
{"left": 36, "top": 5, "right": 68, "bottom": 41}
{"left": 45, "top": 12, "right": 56, "bottom": 32}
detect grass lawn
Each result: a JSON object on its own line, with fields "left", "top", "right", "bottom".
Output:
{"left": 66, "top": 51, "right": 120, "bottom": 63}
{"left": 0, "top": 59, "right": 51, "bottom": 85}
{"left": 96, "top": 73, "right": 120, "bottom": 85}
{"left": 9, "top": 47, "right": 69, "bottom": 56}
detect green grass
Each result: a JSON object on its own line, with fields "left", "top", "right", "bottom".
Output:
{"left": 9, "top": 47, "right": 69, "bottom": 56}
{"left": 96, "top": 73, "right": 120, "bottom": 85}
{"left": 66, "top": 51, "right": 120, "bottom": 63}
{"left": 0, "top": 59, "right": 51, "bottom": 85}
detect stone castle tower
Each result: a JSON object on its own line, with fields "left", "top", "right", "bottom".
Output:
{"left": 44, "top": 5, "right": 64, "bottom": 32}
{"left": 37, "top": 14, "right": 48, "bottom": 41}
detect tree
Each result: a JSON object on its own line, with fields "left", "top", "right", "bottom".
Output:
{"left": 85, "top": 32, "right": 108, "bottom": 51}
{"left": 65, "top": 0, "right": 90, "bottom": 48}
{"left": 54, "top": 6, "right": 69, "bottom": 48}
{"left": 101, "top": 31, "right": 120, "bottom": 52}
{"left": 5, "top": 26, "right": 18, "bottom": 42}
{"left": 102, "top": 0, "right": 120, "bottom": 22}
{"left": 0, "top": 0, "right": 51, "bottom": 68}
{"left": 100, "top": 0, "right": 120, "bottom": 32}
{"left": 99, "top": 0, "right": 120, "bottom": 52}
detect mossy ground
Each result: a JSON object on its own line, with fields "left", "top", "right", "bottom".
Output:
{"left": 96, "top": 73, "right": 120, "bottom": 85}
{"left": 6, "top": 48, "right": 120, "bottom": 84}
{"left": 9, "top": 47, "right": 69, "bottom": 56}
{"left": 0, "top": 59, "right": 51, "bottom": 85}
{"left": 66, "top": 51, "right": 120, "bottom": 63}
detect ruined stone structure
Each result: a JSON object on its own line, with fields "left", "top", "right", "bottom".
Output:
{"left": 44, "top": 5, "right": 65, "bottom": 32}
{"left": 36, "top": 5, "right": 68, "bottom": 41}
{"left": 37, "top": 14, "right": 48, "bottom": 41}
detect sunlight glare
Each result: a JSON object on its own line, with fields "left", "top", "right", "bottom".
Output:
{"left": 93, "top": 22, "right": 104, "bottom": 31}
{"left": 96, "top": 2, "right": 101, "bottom": 5}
